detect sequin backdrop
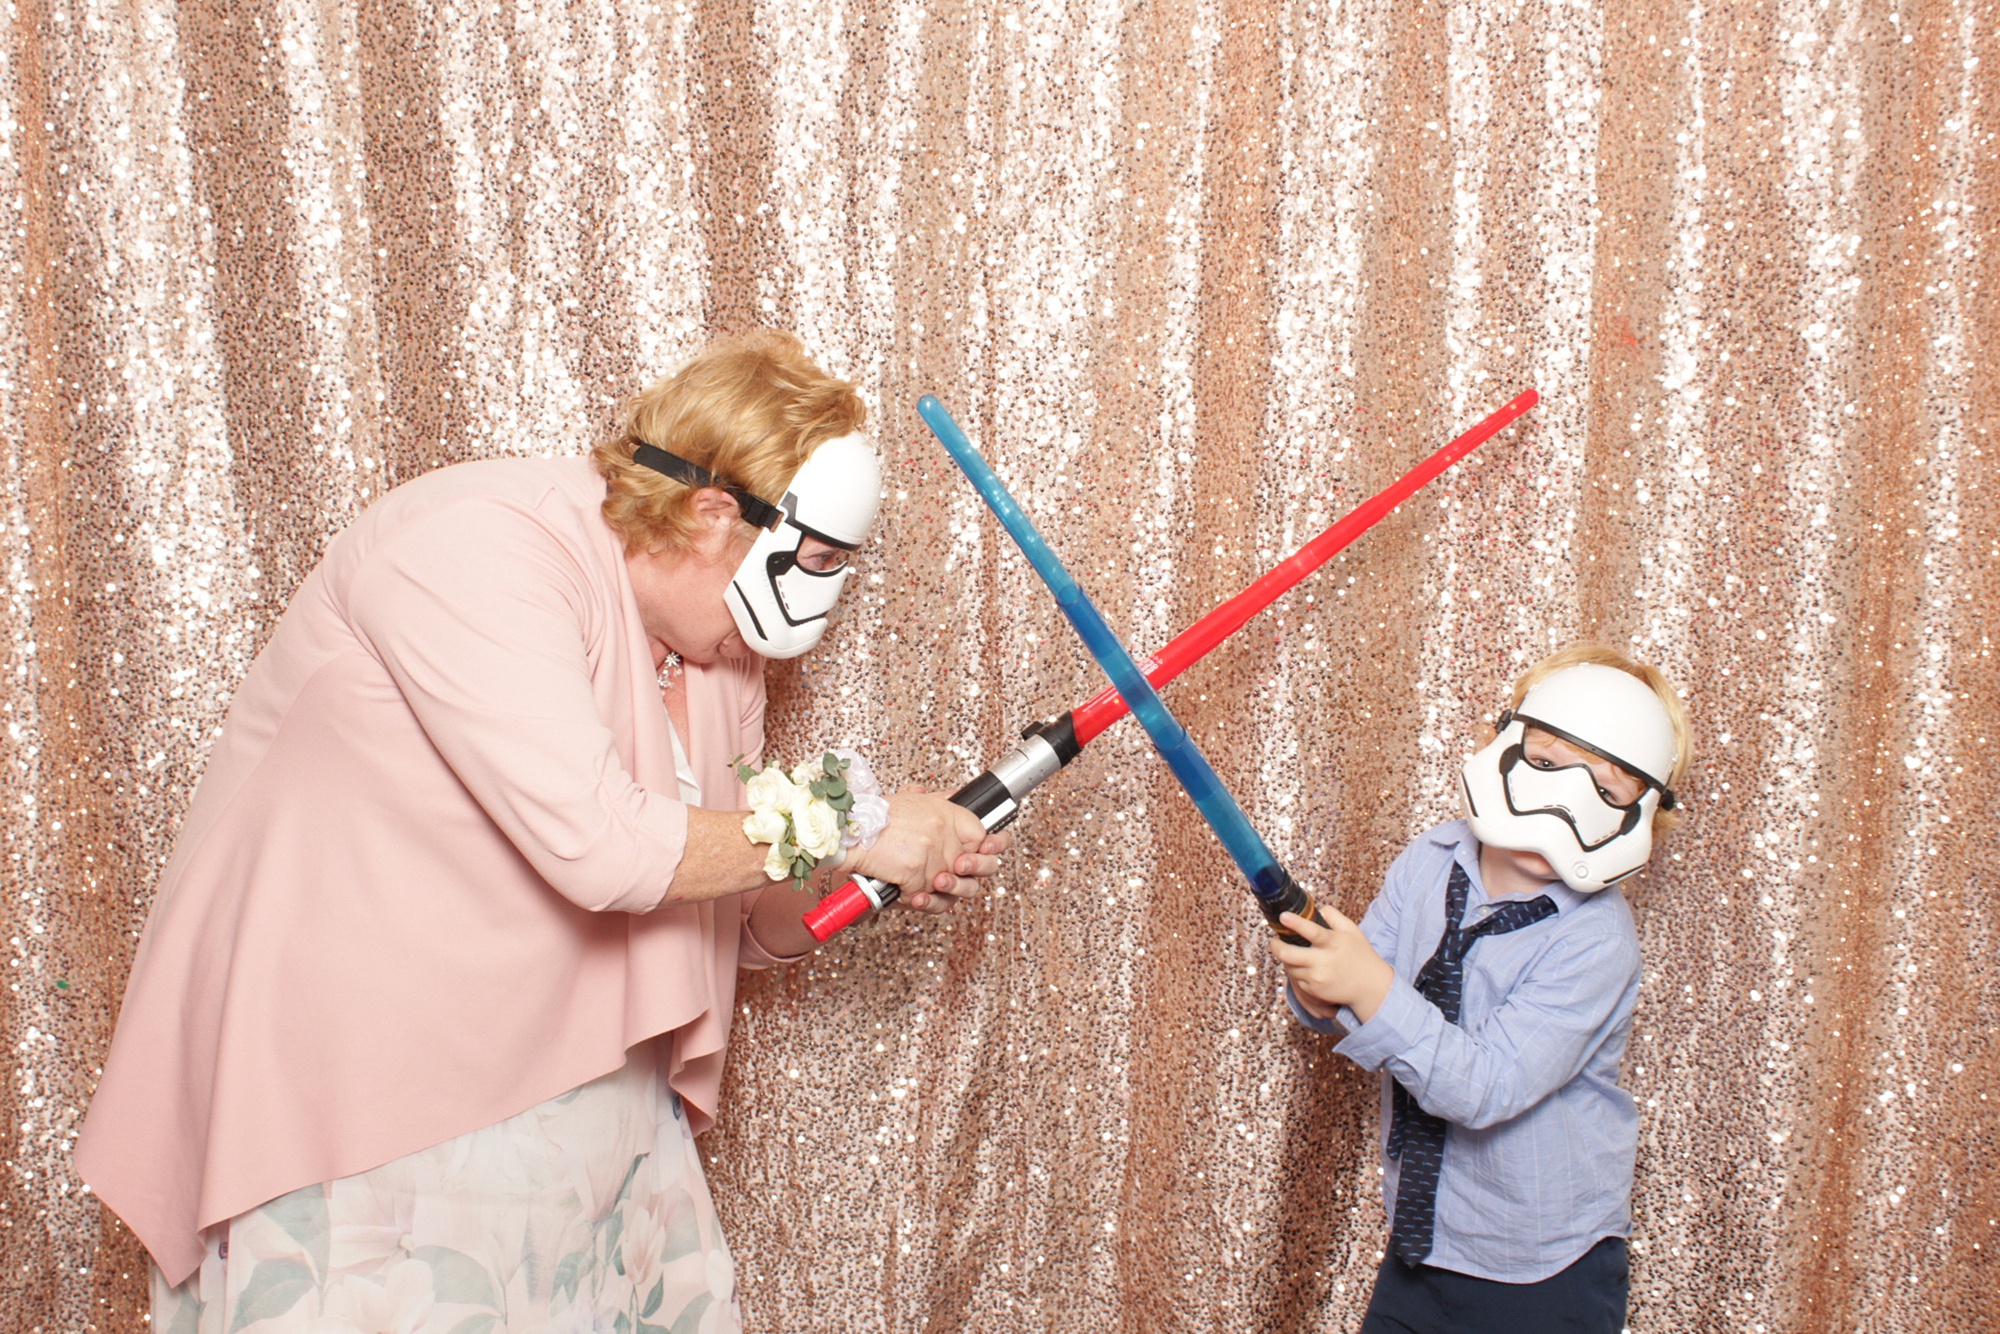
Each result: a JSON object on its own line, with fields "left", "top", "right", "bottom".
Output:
{"left": 2, "top": 0, "right": 1995, "bottom": 1329}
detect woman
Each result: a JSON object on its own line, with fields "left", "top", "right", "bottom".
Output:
{"left": 75, "top": 330, "right": 1004, "bottom": 1332}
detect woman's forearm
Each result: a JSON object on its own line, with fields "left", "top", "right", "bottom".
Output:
{"left": 662, "top": 807, "right": 847, "bottom": 956}
{"left": 743, "top": 863, "right": 847, "bottom": 959}
{"left": 659, "top": 806, "right": 778, "bottom": 905}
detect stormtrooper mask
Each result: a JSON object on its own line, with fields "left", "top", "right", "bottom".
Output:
{"left": 1460, "top": 663, "right": 1680, "bottom": 892}
{"left": 634, "top": 432, "right": 883, "bottom": 658}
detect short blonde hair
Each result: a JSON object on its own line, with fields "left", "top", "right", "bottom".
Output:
{"left": 593, "top": 329, "right": 867, "bottom": 552}
{"left": 1509, "top": 644, "right": 1694, "bottom": 831}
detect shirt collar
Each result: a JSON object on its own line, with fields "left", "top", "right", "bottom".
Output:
{"left": 1428, "top": 818, "right": 1593, "bottom": 916}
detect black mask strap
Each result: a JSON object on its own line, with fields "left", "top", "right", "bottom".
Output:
{"left": 1499, "top": 708, "right": 1678, "bottom": 811}
{"left": 631, "top": 443, "right": 784, "bottom": 531}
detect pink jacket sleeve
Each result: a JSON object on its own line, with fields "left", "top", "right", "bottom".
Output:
{"left": 729, "top": 674, "right": 803, "bottom": 970}
{"left": 343, "top": 496, "right": 688, "bottom": 914}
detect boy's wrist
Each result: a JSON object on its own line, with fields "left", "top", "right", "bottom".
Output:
{"left": 1345, "top": 954, "right": 1396, "bottom": 1025}
{"left": 1292, "top": 986, "right": 1340, "bottom": 1020}
{"left": 1284, "top": 982, "right": 1344, "bottom": 1035}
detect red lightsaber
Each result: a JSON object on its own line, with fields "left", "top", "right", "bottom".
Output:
{"left": 802, "top": 388, "right": 1540, "bottom": 941}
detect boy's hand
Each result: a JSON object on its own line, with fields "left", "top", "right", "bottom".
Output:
{"left": 1269, "top": 908, "right": 1396, "bottom": 1026}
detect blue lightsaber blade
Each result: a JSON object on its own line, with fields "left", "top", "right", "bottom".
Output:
{"left": 920, "top": 395, "right": 1324, "bottom": 938}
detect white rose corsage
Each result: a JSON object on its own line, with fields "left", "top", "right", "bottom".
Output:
{"left": 735, "top": 747, "right": 887, "bottom": 890}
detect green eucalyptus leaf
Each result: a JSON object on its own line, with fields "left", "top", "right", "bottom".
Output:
{"left": 602, "top": 1209, "right": 626, "bottom": 1271}
{"left": 662, "top": 1202, "right": 702, "bottom": 1261}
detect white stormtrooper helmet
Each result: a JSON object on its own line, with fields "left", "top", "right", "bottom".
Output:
{"left": 1460, "top": 663, "right": 1680, "bottom": 892}
{"left": 633, "top": 431, "right": 883, "bottom": 658}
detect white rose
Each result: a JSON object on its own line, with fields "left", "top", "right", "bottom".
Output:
{"left": 742, "top": 767, "right": 790, "bottom": 813}
{"left": 741, "top": 807, "right": 789, "bottom": 847}
{"left": 791, "top": 760, "right": 823, "bottom": 790}
{"left": 763, "top": 841, "right": 794, "bottom": 881}
{"left": 792, "top": 799, "right": 843, "bottom": 860}
{"left": 774, "top": 771, "right": 812, "bottom": 814}
{"left": 310, "top": 1263, "right": 436, "bottom": 1334}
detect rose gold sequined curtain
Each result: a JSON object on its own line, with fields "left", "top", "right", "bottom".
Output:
{"left": 3, "top": 0, "right": 1995, "bottom": 1329}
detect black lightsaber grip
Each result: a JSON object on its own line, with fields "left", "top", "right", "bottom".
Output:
{"left": 1255, "top": 868, "right": 1329, "bottom": 945}
{"left": 802, "top": 716, "right": 1078, "bottom": 941}
{"left": 948, "top": 769, "right": 1024, "bottom": 831}
{"left": 867, "top": 761, "right": 1029, "bottom": 906}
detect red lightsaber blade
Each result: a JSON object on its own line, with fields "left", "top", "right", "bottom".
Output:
{"left": 802, "top": 387, "right": 1539, "bottom": 941}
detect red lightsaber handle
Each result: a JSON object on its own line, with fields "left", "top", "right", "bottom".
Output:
{"left": 801, "top": 722, "right": 1070, "bottom": 941}
{"left": 804, "top": 389, "right": 1539, "bottom": 942}
{"left": 802, "top": 875, "right": 891, "bottom": 940}
{"left": 1069, "top": 387, "right": 1538, "bottom": 746}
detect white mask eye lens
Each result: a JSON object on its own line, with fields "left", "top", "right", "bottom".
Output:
{"left": 1523, "top": 732, "right": 1641, "bottom": 809}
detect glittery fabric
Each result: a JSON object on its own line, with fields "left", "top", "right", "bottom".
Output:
{"left": 3, "top": 1, "right": 1995, "bottom": 1331}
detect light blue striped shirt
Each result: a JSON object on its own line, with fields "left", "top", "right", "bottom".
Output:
{"left": 1289, "top": 819, "right": 1641, "bottom": 1283}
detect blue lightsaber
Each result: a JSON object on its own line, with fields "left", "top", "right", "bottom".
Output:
{"left": 920, "top": 395, "right": 1325, "bottom": 939}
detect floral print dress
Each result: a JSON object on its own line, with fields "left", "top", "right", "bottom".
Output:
{"left": 153, "top": 734, "right": 743, "bottom": 1334}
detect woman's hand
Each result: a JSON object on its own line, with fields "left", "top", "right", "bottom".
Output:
{"left": 845, "top": 788, "right": 1011, "bottom": 915}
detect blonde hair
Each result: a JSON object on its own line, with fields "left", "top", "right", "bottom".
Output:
{"left": 593, "top": 329, "right": 867, "bottom": 552}
{"left": 1509, "top": 644, "right": 1694, "bottom": 832}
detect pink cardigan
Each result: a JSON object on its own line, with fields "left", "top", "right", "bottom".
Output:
{"left": 74, "top": 457, "right": 794, "bottom": 1286}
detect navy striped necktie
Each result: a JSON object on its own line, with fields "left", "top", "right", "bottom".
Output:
{"left": 1387, "top": 861, "right": 1557, "bottom": 1266}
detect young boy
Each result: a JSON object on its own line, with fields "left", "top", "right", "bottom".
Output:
{"left": 1272, "top": 645, "right": 1691, "bottom": 1334}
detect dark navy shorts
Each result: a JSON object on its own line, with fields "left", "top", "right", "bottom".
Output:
{"left": 1358, "top": 1236, "right": 1629, "bottom": 1334}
